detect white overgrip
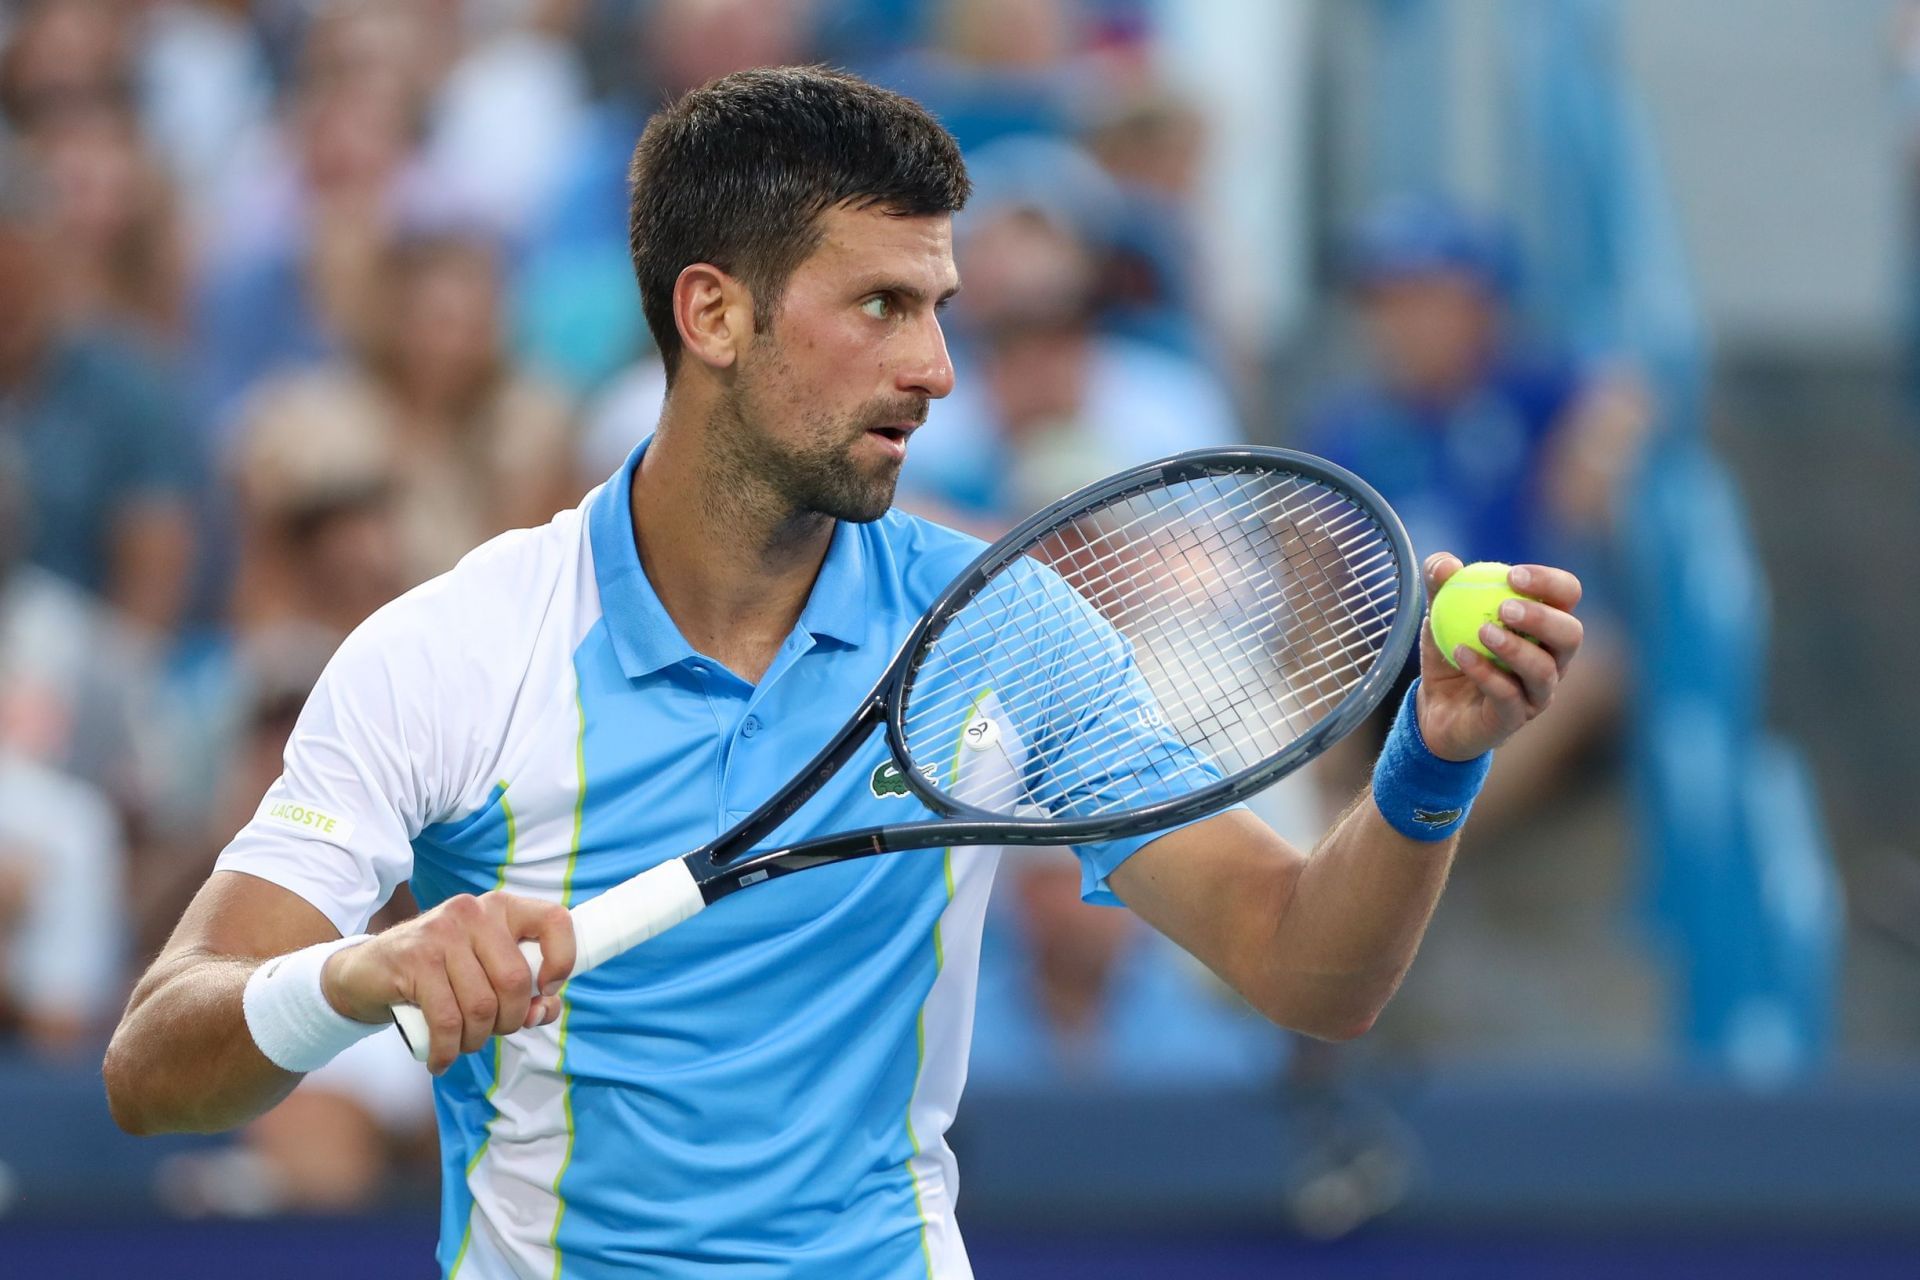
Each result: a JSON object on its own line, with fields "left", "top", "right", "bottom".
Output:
{"left": 391, "top": 857, "right": 708, "bottom": 1062}
{"left": 567, "top": 857, "right": 707, "bottom": 973}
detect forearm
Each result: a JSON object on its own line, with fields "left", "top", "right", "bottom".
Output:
{"left": 1257, "top": 792, "right": 1457, "bottom": 1039}
{"left": 104, "top": 950, "right": 301, "bottom": 1135}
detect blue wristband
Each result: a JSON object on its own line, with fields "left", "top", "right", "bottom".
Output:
{"left": 1370, "top": 679, "right": 1492, "bottom": 841}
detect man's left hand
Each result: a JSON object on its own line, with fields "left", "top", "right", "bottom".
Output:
{"left": 1414, "top": 553, "right": 1585, "bottom": 762}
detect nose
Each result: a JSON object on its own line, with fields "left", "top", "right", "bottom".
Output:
{"left": 898, "top": 311, "right": 956, "bottom": 401}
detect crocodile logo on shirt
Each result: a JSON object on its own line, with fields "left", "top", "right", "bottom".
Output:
{"left": 871, "top": 761, "right": 937, "bottom": 798}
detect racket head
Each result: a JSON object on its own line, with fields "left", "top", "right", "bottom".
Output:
{"left": 881, "top": 447, "right": 1420, "bottom": 845}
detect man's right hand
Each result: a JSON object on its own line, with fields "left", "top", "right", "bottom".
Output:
{"left": 321, "top": 891, "right": 576, "bottom": 1073}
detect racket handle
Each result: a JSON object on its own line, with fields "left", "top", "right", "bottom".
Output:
{"left": 392, "top": 858, "right": 707, "bottom": 1063}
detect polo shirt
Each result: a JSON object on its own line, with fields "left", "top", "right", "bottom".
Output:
{"left": 215, "top": 440, "right": 1191, "bottom": 1278}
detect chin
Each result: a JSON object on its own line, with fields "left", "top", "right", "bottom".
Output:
{"left": 832, "top": 494, "right": 896, "bottom": 524}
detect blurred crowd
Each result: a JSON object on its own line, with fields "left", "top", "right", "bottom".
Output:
{"left": 0, "top": 0, "right": 1645, "bottom": 1215}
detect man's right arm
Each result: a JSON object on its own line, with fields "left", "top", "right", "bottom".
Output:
{"left": 105, "top": 870, "right": 574, "bottom": 1135}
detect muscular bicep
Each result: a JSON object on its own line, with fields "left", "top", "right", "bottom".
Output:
{"left": 1105, "top": 809, "right": 1306, "bottom": 1012}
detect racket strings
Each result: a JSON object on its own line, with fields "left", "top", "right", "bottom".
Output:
{"left": 899, "top": 467, "right": 1403, "bottom": 821}
{"left": 905, "top": 473, "right": 1395, "bottom": 815}
{"left": 920, "top": 480, "right": 1395, "bottom": 759}
{"left": 1036, "top": 478, "right": 1394, "bottom": 789}
{"left": 913, "top": 476, "right": 1395, "bottom": 807}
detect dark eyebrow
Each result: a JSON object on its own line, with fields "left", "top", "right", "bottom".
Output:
{"left": 858, "top": 278, "right": 962, "bottom": 306}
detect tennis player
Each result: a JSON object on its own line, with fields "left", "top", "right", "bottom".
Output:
{"left": 106, "top": 68, "right": 1584, "bottom": 1278}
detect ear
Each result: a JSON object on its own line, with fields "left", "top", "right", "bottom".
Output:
{"left": 673, "top": 263, "right": 754, "bottom": 372}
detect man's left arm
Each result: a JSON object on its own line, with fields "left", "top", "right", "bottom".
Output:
{"left": 1107, "top": 554, "right": 1585, "bottom": 1041}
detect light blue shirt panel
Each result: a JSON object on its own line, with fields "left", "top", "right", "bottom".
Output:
{"left": 406, "top": 784, "right": 514, "bottom": 1277}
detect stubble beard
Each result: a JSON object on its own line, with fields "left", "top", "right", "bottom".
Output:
{"left": 709, "top": 352, "right": 916, "bottom": 530}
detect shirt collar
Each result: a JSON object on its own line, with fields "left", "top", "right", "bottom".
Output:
{"left": 588, "top": 437, "right": 870, "bottom": 680}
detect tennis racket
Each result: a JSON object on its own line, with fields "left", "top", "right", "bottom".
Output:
{"left": 392, "top": 447, "right": 1419, "bottom": 1060}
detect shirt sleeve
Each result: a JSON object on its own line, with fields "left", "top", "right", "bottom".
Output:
{"left": 1043, "top": 591, "right": 1228, "bottom": 907}
{"left": 966, "top": 562, "right": 1229, "bottom": 907}
{"left": 213, "top": 604, "right": 452, "bottom": 936}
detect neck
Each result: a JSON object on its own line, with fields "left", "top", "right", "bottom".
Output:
{"left": 630, "top": 414, "right": 835, "bottom": 684}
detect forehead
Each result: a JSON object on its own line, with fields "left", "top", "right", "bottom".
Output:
{"left": 795, "top": 203, "right": 958, "bottom": 292}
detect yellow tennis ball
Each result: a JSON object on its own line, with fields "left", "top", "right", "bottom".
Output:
{"left": 1429, "top": 561, "right": 1524, "bottom": 670}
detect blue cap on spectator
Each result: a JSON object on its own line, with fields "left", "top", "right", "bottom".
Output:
{"left": 1346, "top": 194, "right": 1519, "bottom": 296}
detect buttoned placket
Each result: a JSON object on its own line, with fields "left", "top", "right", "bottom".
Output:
{"left": 706, "top": 630, "right": 819, "bottom": 831}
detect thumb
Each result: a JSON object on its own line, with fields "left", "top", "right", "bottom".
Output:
{"left": 1419, "top": 551, "right": 1464, "bottom": 668}
{"left": 1423, "top": 550, "right": 1464, "bottom": 595}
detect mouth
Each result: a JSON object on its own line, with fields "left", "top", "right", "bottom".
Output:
{"left": 863, "top": 423, "right": 916, "bottom": 459}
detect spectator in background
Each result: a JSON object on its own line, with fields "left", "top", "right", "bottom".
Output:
{"left": 901, "top": 136, "right": 1239, "bottom": 530}
{"left": 227, "top": 377, "right": 406, "bottom": 640}
{"left": 0, "top": 147, "right": 200, "bottom": 637}
{"left": 29, "top": 95, "right": 189, "bottom": 344}
{"left": 193, "top": 0, "right": 444, "bottom": 437}
{"left": 231, "top": 231, "right": 576, "bottom": 633}
{"left": 519, "top": 0, "right": 817, "bottom": 395}
{"left": 872, "top": 0, "right": 1084, "bottom": 153}
{"left": 1077, "top": 79, "right": 1211, "bottom": 360}
{"left": 0, "top": 736, "right": 127, "bottom": 1056}
{"left": 0, "top": 444, "right": 131, "bottom": 1055}
{"left": 133, "top": 0, "right": 273, "bottom": 221}
{"left": 0, "top": 0, "right": 130, "bottom": 133}
{"left": 970, "top": 847, "right": 1287, "bottom": 1089}
{"left": 1302, "top": 196, "right": 1644, "bottom": 833}
{"left": 0, "top": 443, "right": 165, "bottom": 823}
{"left": 420, "top": 0, "right": 589, "bottom": 248}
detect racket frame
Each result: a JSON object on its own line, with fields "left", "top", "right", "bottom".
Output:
{"left": 685, "top": 446, "right": 1420, "bottom": 905}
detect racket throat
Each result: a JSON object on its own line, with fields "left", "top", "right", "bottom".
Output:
{"left": 693, "top": 826, "right": 915, "bottom": 902}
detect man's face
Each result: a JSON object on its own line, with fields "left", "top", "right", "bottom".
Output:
{"left": 718, "top": 203, "right": 959, "bottom": 524}
{"left": 1360, "top": 271, "right": 1497, "bottom": 404}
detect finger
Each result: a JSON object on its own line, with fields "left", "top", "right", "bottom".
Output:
{"left": 1493, "top": 597, "right": 1584, "bottom": 675}
{"left": 1424, "top": 551, "right": 1465, "bottom": 593}
{"left": 442, "top": 947, "right": 502, "bottom": 1057}
{"left": 470, "top": 910, "right": 535, "bottom": 1037}
{"left": 506, "top": 896, "right": 577, "bottom": 997}
{"left": 1420, "top": 552, "right": 1466, "bottom": 669}
{"left": 1507, "top": 564, "right": 1582, "bottom": 611}
{"left": 411, "top": 970, "right": 465, "bottom": 1076}
{"left": 523, "top": 996, "right": 562, "bottom": 1030}
{"left": 1479, "top": 622, "right": 1558, "bottom": 710}
{"left": 1453, "top": 644, "right": 1529, "bottom": 719}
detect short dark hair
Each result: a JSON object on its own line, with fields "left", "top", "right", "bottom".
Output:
{"left": 627, "top": 66, "right": 970, "bottom": 383}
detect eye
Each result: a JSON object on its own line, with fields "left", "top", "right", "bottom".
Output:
{"left": 860, "top": 294, "right": 894, "bottom": 320}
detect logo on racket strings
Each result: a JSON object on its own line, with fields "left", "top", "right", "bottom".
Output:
{"left": 963, "top": 713, "right": 1000, "bottom": 751}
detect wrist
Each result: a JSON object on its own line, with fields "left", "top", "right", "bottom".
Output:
{"left": 1412, "top": 678, "right": 1481, "bottom": 763}
{"left": 243, "top": 935, "right": 385, "bottom": 1073}
{"left": 1370, "top": 679, "right": 1492, "bottom": 841}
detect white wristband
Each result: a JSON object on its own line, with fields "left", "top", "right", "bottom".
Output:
{"left": 242, "top": 935, "right": 384, "bottom": 1073}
